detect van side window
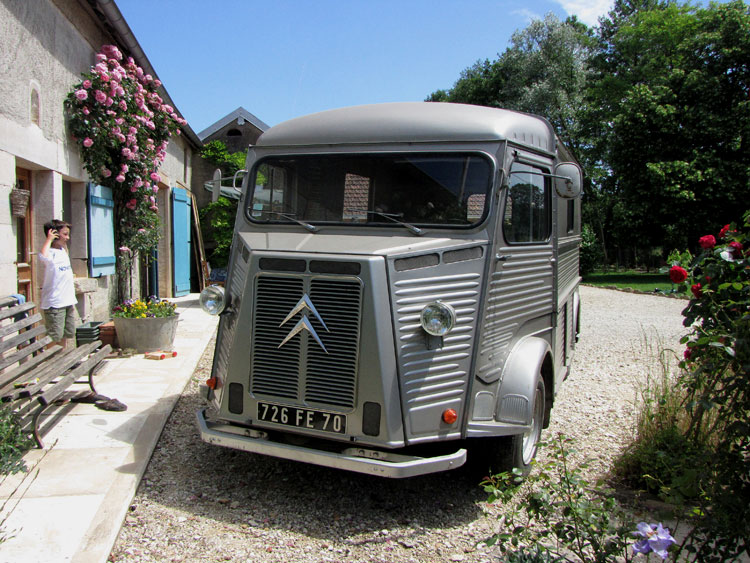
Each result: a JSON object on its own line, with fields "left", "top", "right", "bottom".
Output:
{"left": 503, "top": 162, "right": 550, "bottom": 243}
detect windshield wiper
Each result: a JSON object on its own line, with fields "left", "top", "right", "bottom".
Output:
{"left": 266, "top": 212, "right": 319, "bottom": 233}
{"left": 349, "top": 209, "right": 425, "bottom": 236}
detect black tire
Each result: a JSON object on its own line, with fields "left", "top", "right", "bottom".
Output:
{"left": 474, "top": 375, "right": 546, "bottom": 478}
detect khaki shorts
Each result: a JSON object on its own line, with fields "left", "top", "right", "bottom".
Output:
{"left": 43, "top": 306, "right": 78, "bottom": 342}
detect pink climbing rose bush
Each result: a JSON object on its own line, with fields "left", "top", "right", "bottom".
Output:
{"left": 64, "top": 44, "right": 186, "bottom": 263}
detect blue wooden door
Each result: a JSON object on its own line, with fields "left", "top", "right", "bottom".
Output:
{"left": 87, "top": 184, "right": 116, "bottom": 277}
{"left": 171, "top": 187, "right": 192, "bottom": 296}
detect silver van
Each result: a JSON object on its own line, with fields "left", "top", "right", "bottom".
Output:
{"left": 197, "top": 102, "right": 582, "bottom": 478}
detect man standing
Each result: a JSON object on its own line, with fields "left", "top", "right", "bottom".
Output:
{"left": 38, "top": 220, "right": 77, "bottom": 348}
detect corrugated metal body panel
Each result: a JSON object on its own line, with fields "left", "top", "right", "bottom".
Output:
{"left": 305, "top": 279, "right": 361, "bottom": 407}
{"left": 477, "top": 247, "right": 554, "bottom": 383}
{"left": 557, "top": 242, "right": 580, "bottom": 295}
{"left": 213, "top": 242, "right": 251, "bottom": 390}
{"left": 389, "top": 257, "right": 485, "bottom": 440}
{"left": 250, "top": 274, "right": 362, "bottom": 409}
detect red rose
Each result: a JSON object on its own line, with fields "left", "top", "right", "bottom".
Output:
{"left": 669, "top": 265, "right": 688, "bottom": 284}
{"left": 691, "top": 283, "right": 702, "bottom": 298}
{"left": 683, "top": 347, "right": 692, "bottom": 360}
{"left": 719, "top": 224, "right": 731, "bottom": 238}
{"left": 699, "top": 235, "right": 716, "bottom": 249}
{"left": 729, "top": 241, "right": 743, "bottom": 257}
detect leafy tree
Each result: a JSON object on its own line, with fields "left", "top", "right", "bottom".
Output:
{"left": 428, "top": 14, "right": 595, "bottom": 164}
{"left": 200, "top": 140, "right": 246, "bottom": 177}
{"left": 588, "top": 0, "right": 750, "bottom": 255}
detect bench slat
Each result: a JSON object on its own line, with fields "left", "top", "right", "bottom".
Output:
{"left": 36, "top": 343, "right": 112, "bottom": 406}
{"left": 0, "top": 343, "right": 63, "bottom": 400}
{"left": 0, "top": 322, "right": 46, "bottom": 355}
{"left": 18, "top": 341, "right": 102, "bottom": 400}
{"left": 0, "top": 330, "right": 53, "bottom": 374}
{"left": 0, "top": 311, "right": 42, "bottom": 340}
{"left": 0, "top": 301, "right": 36, "bottom": 322}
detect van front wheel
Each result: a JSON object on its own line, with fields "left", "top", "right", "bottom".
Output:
{"left": 479, "top": 376, "right": 546, "bottom": 477}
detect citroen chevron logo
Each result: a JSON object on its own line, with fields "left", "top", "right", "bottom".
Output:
{"left": 278, "top": 294, "right": 329, "bottom": 353}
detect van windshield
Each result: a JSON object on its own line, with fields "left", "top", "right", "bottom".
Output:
{"left": 247, "top": 153, "right": 492, "bottom": 230}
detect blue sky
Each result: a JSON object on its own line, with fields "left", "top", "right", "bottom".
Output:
{"left": 116, "top": 0, "right": 614, "bottom": 134}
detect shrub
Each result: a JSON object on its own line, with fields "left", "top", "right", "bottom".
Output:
{"left": 0, "top": 406, "right": 32, "bottom": 476}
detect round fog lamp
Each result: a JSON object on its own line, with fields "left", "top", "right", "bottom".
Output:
{"left": 200, "top": 285, "right": 227, "bottom": 315}
{"left": 420, "top": 301, "right": 456, "bottom": 336}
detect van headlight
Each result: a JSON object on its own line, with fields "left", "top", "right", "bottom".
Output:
{"left": 420, "top": 301, "right": 456, "bottom": 336}
{"left": 200, "top": 285, "right": 227, "bottom": 315}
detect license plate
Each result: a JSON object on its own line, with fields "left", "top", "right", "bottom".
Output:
{"left": 257, "top": 402, "right": 346, "bottom": 434}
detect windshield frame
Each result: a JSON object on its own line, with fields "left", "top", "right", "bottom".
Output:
{"left": 244, "top": 150, "right": 496, "bottom": 232}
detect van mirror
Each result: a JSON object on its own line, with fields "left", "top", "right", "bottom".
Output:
{"left": 554, "top": 162, "right": 582, "bottom": 198}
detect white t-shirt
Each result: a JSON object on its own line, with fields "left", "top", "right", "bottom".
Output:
{"left": 38, "top": 247, "right": 77, "bottom": 309}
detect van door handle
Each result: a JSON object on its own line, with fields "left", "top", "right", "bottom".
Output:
{"left": 495, "top": 254, "right": 509, "bottom": 262}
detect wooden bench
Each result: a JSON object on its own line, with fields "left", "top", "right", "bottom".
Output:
{"left": 0, "top": 296, "right": 112, "bottom": 448}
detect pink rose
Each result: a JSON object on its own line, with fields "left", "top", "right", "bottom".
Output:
{"left": 82, "top": 107, "right": 90, "bottom": 115}
{"left": 126, "top": 199, "right": 137, "bottom": 210}
{"left": 83, "top": 137, "right": 93, "bottom": 147}
{"left": 75, "top": 89, "right": 88, "bottom": 100}
{"left": 698, "top": 235, "right": 716, "bottom": 249}
{"left": 130, "top": 186, "right": 138, "bottom": 192}
{"left": 150, "top": 172, "right": 161, "bottom": 183}
{"left": 83, "top": 79, "right": 92, "bottom": 89}
{"left": 115, "top": 174, "right": 125, "bottom": 183}
{"left": 95, "top": 90, "right": 106, "bottom": 103}
{"left": 102, "top": 168, "right": 112, "bottom": 178}
{"left": 119, "top": 246, "right": 131, "bottom": 253}
{"left": 669, "top": 265, "right": 688, "bottom": 284}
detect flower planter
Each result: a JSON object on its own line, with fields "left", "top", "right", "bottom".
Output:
{"left": 10, "top": 188, "right": 30, "bottom": 217}
{"left": 113, "top": 314, "right": 179, "bottom": 353}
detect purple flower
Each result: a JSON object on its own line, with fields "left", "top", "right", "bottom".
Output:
{"left": 632, "top": 522, "right": 675, "bottom": 559}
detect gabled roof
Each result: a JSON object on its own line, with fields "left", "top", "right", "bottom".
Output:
{"left": 198, "top": 107, "right": 270, "bottom": 141}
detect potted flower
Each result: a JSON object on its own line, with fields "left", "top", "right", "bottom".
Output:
{"left": 112, "top": 296, "right": 178, "bottom": 353}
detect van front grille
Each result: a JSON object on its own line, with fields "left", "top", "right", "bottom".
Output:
{"left": 251, "top": 275, "right": 362, "bottom": 409}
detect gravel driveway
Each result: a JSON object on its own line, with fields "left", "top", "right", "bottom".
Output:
{"left": 109, "top": 286, "right": 687, "bottom": 563}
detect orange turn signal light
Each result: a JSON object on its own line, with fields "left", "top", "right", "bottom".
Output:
{"left": 442, "top": 408, "right": 458, "bottom": 424}
{"left": 206, "top": 377, "right": 218, "bottom": 390}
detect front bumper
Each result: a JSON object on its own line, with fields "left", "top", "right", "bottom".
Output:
{"left": 196, "top": 408, "right": 466, "bottom": 478}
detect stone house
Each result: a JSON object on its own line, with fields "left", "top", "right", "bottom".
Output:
{"left": 0, "top": 0, "right": 202, "bottom": 323}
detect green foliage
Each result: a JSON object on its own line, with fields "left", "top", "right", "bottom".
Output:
{"left": 428, "top": 14, "right": 594, "bottom": 161}
{"left": 483, "top": 435, "right": 638, "bottom": 562}
{"left": 588, "top": 0, "right": 750, "bottom": 255}
{"left": 615, "top": 211, "right": 750, "bottom": 561}
{"left": 0, "top": 406, "right": 32, "bottom": 476}
{"left": 579, "top": 224, "right": 602, "bottom": 275}
{"left": 200, "top": 140, "right": 246, "bottom": 177}
{"left": 199, "top": 197, "right": 238, "bottom": 268}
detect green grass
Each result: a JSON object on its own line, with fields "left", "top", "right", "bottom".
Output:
{"left": 582, "top": 270, "right": 677, "bottom": 294}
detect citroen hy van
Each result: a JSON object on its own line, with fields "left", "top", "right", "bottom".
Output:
{"left": 197, "top": 102, "right": 582, "bottom": 478}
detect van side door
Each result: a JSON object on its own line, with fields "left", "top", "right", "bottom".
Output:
{"left": 475, "top": 154, "right": 555, "bottom": 384}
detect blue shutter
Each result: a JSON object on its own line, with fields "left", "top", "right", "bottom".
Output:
{"left": 87, "top": 184, "right": 116, "bottom": 277}
{"left": 171, "top": 187, "right": 192, "bottom": 296}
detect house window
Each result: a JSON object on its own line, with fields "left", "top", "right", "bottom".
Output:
{"left": 30, "top": 86, "right": 41, "bottom": 126}
{"left": 227, "top": 128, "right": 242, "bottom": 136}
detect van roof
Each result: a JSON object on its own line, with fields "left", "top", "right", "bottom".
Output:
{"left": 256, "top": 102, "right": 556, "bottom": 153}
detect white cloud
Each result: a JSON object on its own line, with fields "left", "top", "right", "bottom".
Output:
{"left": 554, "top": 0, "right": 614, "bottom": 26}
